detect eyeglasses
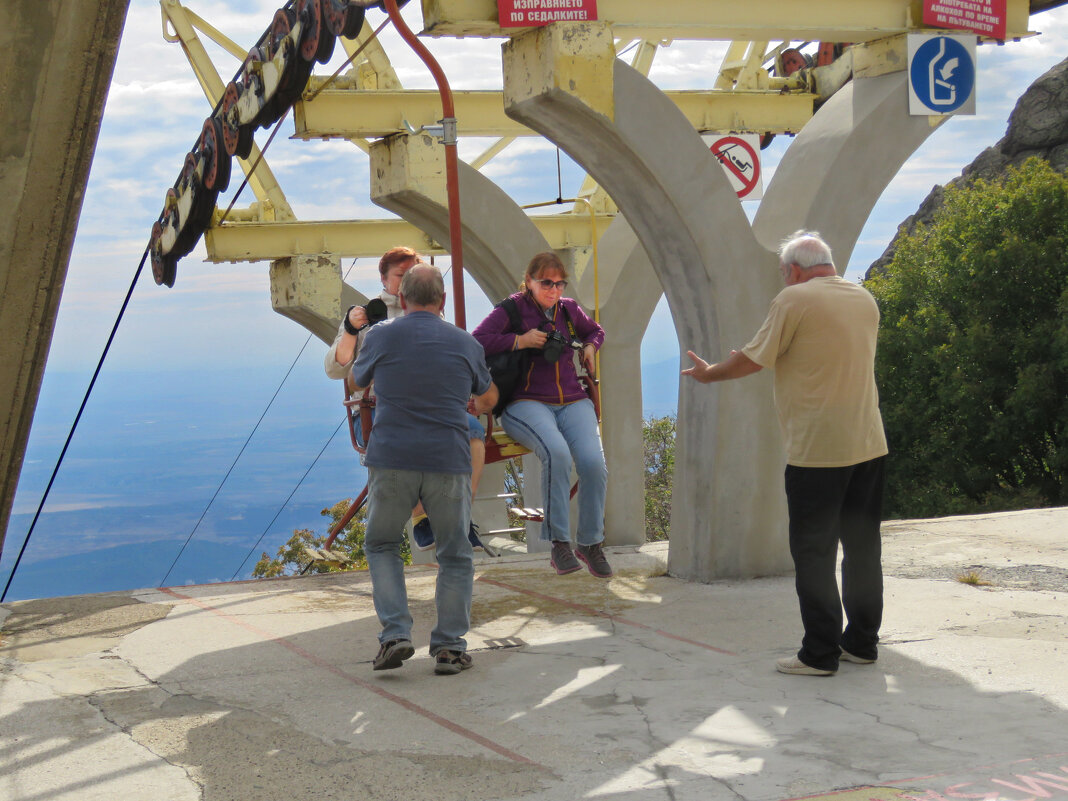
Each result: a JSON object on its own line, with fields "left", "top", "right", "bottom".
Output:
{"left": 535, "top": 279, "right": 568, "bottom": 290}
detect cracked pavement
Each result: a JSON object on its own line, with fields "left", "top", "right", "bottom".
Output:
{"left": 1, "top": 507, "right": 1066, "bottom": 801}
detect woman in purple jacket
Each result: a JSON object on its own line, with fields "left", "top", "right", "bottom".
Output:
{"left": 472, "top": 252, "right": 612, "bottom": 578}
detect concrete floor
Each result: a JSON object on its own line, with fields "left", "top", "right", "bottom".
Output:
{"left": 2, "top": 508, "right": 1067, "bottom": 801}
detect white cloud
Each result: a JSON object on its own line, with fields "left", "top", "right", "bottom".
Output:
{"left": 43, "top": 2, "right": 1068, "bottom": 369}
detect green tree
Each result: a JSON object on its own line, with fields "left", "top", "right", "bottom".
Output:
{"left": 252, "top": 499, "right": 412, "bottom": 577}
{"left": 867, "top": 158, "right": 1068, "bottom": 518}
{"left": 643, "top": 415, "right": 676, "bottom": 540}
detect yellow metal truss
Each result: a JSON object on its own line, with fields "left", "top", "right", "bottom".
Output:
{"left": 293, "top": 87, "right": 815, "bottom": 139}
{"left": 204, "top": 215, "right": 615, "bottom": 263}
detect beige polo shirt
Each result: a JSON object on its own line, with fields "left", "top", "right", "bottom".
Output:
{"left": 742, "top": 276, "right": 888, "bottom": 468}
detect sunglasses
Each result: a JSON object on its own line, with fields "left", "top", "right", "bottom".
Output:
{"left": 535, "top": 279, "right": 568, "bottom": 290}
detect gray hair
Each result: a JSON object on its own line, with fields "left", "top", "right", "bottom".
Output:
{"left": 778, "top": 230, "right": 835, "bottom": 271}
{"left": 399, "top": 262, "right": 444, "bottom": 307}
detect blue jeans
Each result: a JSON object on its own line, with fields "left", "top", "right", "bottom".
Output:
{"left": 364, "top": 467, "right": 474, "bottom": 654}
{"left": 501, "top": 399, "right": 607, "bottom": 545}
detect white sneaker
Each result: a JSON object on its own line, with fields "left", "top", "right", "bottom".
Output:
{"left": 776, "top": 656, "right": 835, "bottom": 676}
{"left": 840, "top": 648, "right": 876, "bottom": 665}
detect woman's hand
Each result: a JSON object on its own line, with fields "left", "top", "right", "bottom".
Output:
{"left": 347, "top": 305, "right": 368, "bottom": 331}
{"left": 582, "top": 343, "right": 597, "bottom": 376}
{"left": 517, "top": 328, "right": 548, "bottom": 349}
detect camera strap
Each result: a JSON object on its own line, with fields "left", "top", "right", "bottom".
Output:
{"left": 556, "top": 302, "right": 578, "bottom": 342}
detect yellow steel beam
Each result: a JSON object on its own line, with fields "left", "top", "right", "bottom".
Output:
{"left": 419, "top": 0, "right": 1033, "bottom": 41}
{"left": 204, "top": 214, "right": 616, "bottom": 263}
{"left": 294, "top": 87, "right": 815, "bottom": 138}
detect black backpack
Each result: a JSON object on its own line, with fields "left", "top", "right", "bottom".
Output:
{"left": 485, "top": 297, "right": 532, "bottom": 417}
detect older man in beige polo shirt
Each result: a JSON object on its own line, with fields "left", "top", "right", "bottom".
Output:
{"left": 683, "top": 230, "right": 888, "bottom": 677}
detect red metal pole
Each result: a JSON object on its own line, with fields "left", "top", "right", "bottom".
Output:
{"left": 382, "top": 0, "right": 467, "bottom": 330}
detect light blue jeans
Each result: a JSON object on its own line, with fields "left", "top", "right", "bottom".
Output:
{"left": 501, "top": 399, "right": 607, "bottom": 545}
{"left": 364, "top": 467, "right": 473, "bottom": 655}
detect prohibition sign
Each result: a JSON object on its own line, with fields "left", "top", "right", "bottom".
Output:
{"left": 708, "top": 135, "right": 761, "bottom": 199}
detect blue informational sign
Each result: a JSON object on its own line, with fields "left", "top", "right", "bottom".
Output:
{"left": 907, "top": 34, "right": 977, "bottom": 116}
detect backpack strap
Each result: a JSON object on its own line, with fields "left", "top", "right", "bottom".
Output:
{"left": 499, "top": 296, "right": 525, "bottom": 338}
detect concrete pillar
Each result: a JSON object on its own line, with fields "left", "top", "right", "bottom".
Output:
{"left": 270, "top": 254, "right": 347, "bottom": 345}
{"left": 504, "top": 24, "right": 790, "bottom": 581}
{"left": 0, "top": 0, "right": 129, "bottom": 559}
{"left": 503, "top": 26, "right": 942, "bottom": 581}
{"left": 753, "top": 63, "right": 946, "bottom": 263}
{"left": 370, "top": 132, "right": 539, "bottom": 302}
{"left": 576, "top": 219, "right": 660, "bottom": 547}
{"left": 369, "top": 132, "right": 656, "bottom": 547}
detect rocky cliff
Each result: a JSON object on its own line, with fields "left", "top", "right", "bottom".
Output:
{"left": 867, "top": 56, "right": 1068, "bottom": 278}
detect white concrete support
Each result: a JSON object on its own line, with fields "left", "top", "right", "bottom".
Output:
{"left": 0, "top": 0, "right": 128, "bottom": 557}
{"left": 270, "top": 254, "right": 347, "bottom": 345}
{"left": 503, "top": 25, "right": 944, "bottom": 581}
{"left": 369, "top": 132, "right": 655, "bottom": 547}
{"left": 576, "top": 219, "right": 660, "bottom": 547}
{"left": 370, "top": 133, "right": 529, "bottom": 303}
{"left": 753, "top": 68, "right": 946, "bottom": 262}
{"left": 504, "top": 24, "right": 789, "bottom": 580}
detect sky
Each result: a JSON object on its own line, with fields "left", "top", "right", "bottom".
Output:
{"left": 3, "top": 1, "right": 1066, "bottom": 596}
{"left": 42, "top": 2, "right": 1068, "bottom": 372}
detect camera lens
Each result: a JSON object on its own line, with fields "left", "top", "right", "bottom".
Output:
{"left": 364, "top": 298, "right": 388, "bottom": 324}
{"left": 542, "top": 331, "right": 566, "bottom": 362}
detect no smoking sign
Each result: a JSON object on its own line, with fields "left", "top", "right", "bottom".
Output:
{"left": 701, "top": 133, "right": 763, "bottom": 201}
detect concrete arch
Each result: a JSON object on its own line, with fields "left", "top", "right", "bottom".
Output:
{"left": 504, "top": 29, "right": 788, "bottom": 580}
{"left": 369, "top": 133, "right": 658, "bottom": 546}
{"left": 754, "top": 70, "right": 946, "bottom": 263}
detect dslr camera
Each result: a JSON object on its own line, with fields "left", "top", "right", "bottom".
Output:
{"left": 344, "top": 297, "right": 389, "bottom": 336}
{"left": 542, "top": 329, "right": 581, "bottom": 362}
{"left": 362, "top": 297, "right": 388, "bottom": 327}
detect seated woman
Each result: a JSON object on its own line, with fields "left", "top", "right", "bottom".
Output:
{"left": 472, "top": 252, "right": 611, "bottom": 578}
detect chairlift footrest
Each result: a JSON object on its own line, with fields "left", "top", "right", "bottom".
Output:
{"left": 509, "top": 507, "right": 545, "bottom": 523}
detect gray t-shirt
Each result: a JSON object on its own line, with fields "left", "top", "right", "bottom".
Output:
{"left": 352, "top": 311, "right": 492, "bottom": 473}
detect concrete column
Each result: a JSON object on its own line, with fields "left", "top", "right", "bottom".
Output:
{"left": 753, "top": 66, "right": 945, "bottom": 263}
{"left": 270, "top": 254, "right": 347, "bottom": 345}
{"left": 0, "top": 0, "right": 129, "bottom": 558}
{"left": 370, "top": 132, "right": 540, "bottom": 302}
{"left": 504, "top": 26, "right": 942, "bottom": 581}
{"left": 369, "top": 132, "right": 656, "bottom": 547}
{"left": 505, "top": 25, "right": 790, "bottom": 580}
{"left": 576, "top": 220, "right": 660, "bottom": 547}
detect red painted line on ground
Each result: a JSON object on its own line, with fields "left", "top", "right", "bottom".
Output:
{"left": 159, "top": 586, "right": 541, "bottom": 767}
{"left": 477, "top": 577, "right": 737, "bottom": 656}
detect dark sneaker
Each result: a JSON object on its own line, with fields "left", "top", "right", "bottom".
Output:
{"left": 412, "top": 517, "right": 435, "bottom": 551}
{"left": 373, "top": 638, "right": 414, "bottom": 671}
{"left": 575, "top": 542, "right": 613, "bottom": 578}
{"left": 840, "top": 648, "right": 876, "bottom": 664}
{"left": 550, "top": 540, "right": 582, "bottom": 575}
{"left": 434, "top": 649, "right": 473, "bottom": 675}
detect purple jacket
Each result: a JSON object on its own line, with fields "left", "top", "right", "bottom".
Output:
{"left": 472, "top": 291, "right": 605, "bottom": 405}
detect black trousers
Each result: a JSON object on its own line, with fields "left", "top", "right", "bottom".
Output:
{"left": 784, "top": 456, "right": 886, "bottom": 671}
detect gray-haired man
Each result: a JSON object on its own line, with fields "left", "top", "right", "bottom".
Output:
{"left": 683, "top": 230, "right": 887, "bottom": 676}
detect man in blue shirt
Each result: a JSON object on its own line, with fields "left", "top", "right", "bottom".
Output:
{"left": 353, "top": 264, "right": 497, "bottom": 675}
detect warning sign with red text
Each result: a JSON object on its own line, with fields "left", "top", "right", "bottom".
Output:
{"left": 497, "top": 0, "right": 598, "bottom": 27}
{"left": 923, "top": 0, "right": 1006, "bottom": 39}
